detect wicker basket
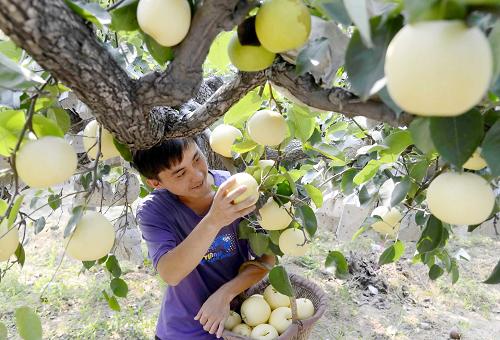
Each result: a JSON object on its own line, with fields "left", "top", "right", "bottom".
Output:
{"left": 222, "top": 273, "right": 328, "bottom": 340}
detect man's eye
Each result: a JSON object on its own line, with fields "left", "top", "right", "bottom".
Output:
{"left": 177, "top": 172, "right": 185, "bottom": 178}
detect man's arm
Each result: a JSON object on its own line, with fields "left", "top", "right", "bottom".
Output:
{"left": 156, "top": 178, "right": 256, "bottom": 286}
{"left": 194, "top": 254, "right": 277, "bottom": 337}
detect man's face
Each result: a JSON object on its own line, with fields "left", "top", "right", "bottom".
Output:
{"left": 147, "top": 143, "right": 211, "bottom": 199}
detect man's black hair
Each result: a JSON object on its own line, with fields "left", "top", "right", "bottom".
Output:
{"left": 132, "top": 138, "right": 196, "bottom": 180}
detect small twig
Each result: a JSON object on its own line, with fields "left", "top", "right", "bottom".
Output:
{"left": 106, "top": 0, "right": 126, "bottom": 12}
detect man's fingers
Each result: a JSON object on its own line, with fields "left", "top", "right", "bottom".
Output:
{"left": 203, "top": 318, "right": 215, "bottom": 332}
{"left": 224, "top": 185, "right": 247, "bottom": 203}
{"left": 238, "top": 204, "right": 256, "bottom": 217}
{"left": 199, "top": 314, "right": 209, "bottom": 326}
{"left": 194, "top": 309, "right": 202, "bottom": 321}
{"left": 216, "top": 320, "right": 225, "bottom": 338}
{"left": 209, "top": 319, "right": 220, "bottom": 335}
{"left": 218, "top": 177, "right": 236, "bottom": 191}
{"left": 234, "top": 195, "right": 258, "bottom": 210}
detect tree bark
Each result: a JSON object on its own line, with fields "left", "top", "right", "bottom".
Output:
{"left": 0, "top": 0, "right": 412, "bottom": 153}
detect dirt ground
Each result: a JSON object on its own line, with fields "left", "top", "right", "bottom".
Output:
{"left": 1, "top": 194, "right": 499, "bottom": 340}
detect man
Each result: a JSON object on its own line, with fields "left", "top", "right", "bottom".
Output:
{"left": 133, "top": 137, "right": 275, "bottom": 340}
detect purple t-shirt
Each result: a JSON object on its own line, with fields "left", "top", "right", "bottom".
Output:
{"left": 137, "top": 170, "right": 251, "bottom": 340}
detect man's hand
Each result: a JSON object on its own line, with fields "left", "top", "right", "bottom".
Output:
{"left": 194, "top": 287, "right": 233, "bottom": 338}
{"left": 205, "top": 177, "right": 256, "bottom": 229}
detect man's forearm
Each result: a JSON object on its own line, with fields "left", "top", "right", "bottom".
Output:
{"left": 218, "top": 255, "right": 276, "bottom": 300}
{"left": 157, "top": 215, "right": 219, "bottom": 285}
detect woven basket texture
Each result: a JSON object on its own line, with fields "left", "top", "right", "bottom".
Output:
{"left": 222, "top": 273, "right": 328, "bottom": 340}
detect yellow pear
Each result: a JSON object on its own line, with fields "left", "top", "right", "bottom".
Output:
{"left": 426, "top": 172, "right": 495, "bottom": 225}
{"left": 385, "top": 20, "right": 492, "bottom": 116}
{"left": 17, "top": 136, "right": 77, "bottom": 189}
{"left": 255, "top": 0, "right": 311, "bottom": 53}
{"left": 137, "top": 0, "right": 191, "bottom": 46}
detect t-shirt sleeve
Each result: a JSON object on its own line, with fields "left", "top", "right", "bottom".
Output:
{"left": 137, "top": 204, "right": 177, "bottom": 270}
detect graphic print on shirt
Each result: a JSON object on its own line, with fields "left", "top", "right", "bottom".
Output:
{"left": 201, "top": 231, "right": 238, "bottom": 265}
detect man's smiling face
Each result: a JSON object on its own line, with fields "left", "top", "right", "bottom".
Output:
{"left": 147, "top": 142, "right": 212, "bottom": 199}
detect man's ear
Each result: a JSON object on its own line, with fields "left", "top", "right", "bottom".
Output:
{"left": 146, "top": 178, "right": 162, "bottom": 189}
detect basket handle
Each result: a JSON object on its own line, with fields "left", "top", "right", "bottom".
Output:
{"left": 289, "top": 295, "right": 299, "bottom": 323}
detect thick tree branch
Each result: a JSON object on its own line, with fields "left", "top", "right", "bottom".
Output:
{"left": 135, "top": 0, "right": 258, "bottom": 110}
{"left": 268, "top": 61, "right": 414, "bottom": 127}
{"left": 163, "top": 70, "right": 267, "bottom": 138}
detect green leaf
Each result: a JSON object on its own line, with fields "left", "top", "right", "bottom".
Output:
{"left": 409, "top": 117, "right": 436, "bottom": 154}
{"left": 0, "top": 321, "right": 7, "bottom": 340}
{"left": 304, "top": 184, "right": 323, "bottom": 208}
{"left": 33, "top": 217, "right": 46, "bottom": 235}
{"left": 352, "top": 225, "right": 368, "bottom": 240}
{"left": 404, "top": 0, "right": 466, "bottom": 22}
{"left": 47, "top": 108, "right": 71, "bottom": 134}
{"left": 417, "top": 215, "right": 445, "bottom": 254}
{"left": 325, "top": 250, "right": 349, "bottom": 279}
{"left": 379, "top": 240, "right": 405, "bottom": 265}
{"left": 296, "top": 37, "right": 331, "bottom": 76}
{"left": 143, "top": 34, "right": 174, "bottom": 66}
{"left": 0, "top": 199, "right": 7, "bottom": 215}
{"left": 15, "top": 243, "right": 25, "bottom": 266}
{"left": 269, "top": 265, "right": 294, "bottom": 297}
{"left": 0, "top": 126, "right": 18, "bottom": 157}
{"left": 205, "top": 31, "right": 232, "bottom": 74}
{"left": 345, "top": 15, "right": 403, "bottom": 99}
{"left": 353, "top": 159, "right": 380, "bottom": 185}
{"left": 106, "top": 255, "right": 122, "bottom": 278}
{"left": 249, "top": 232, "right": 270, "bottom": 257}
{"left": 408, "top": 159, "right": 430, "bottom": 198}
{"left": 32, "top": 114, "right": 64, "bottom": 138}
{"left": 295, "top": 205, "right": 317, "bottom": 237}
{"left": 0, "top": 109, "right": 25, "bottom": 134}
{"left": 489, "top": 19, "right": 500, "bottom": 84}
{"left": 451, "top": 260, "right": 459, "bottom": 284}
{"left": 430, "top": 109, "right": 484, "bottom": 168}
{"left": 8, "top": 194, "right": 23, "bottom": 227}
{"left": 110, "top": 277, "right": 129, "bottom": 297}
{"left": 314, "top": 0, "right": 351, "bottom": 26}
{"left": 110, "top": 0, "right": 139, "bottom": 31}
{"left": 82, "top": 260, "right": 95, "bottom": 270}
{"left": 380, "top": 130, "right": 413, "bottom": 162}
{"left": 232, "top": 139, "right": 258, "bottom": 154}
{"left": 390, "top": 177, "right": 411, "bottom": 207}
{"left": 358, "top": 185, "right": 372, "bottom": 205}
{"left": 344, "top": 0, "right": 373, "bottom": 47}
{"left": 15, "top": 306, "right": 42, "bottom": 340}
{"left": 287, "top": 106, "right": 316, "bottom": 143}
{"left": 47, "top": 194, "right": 62, "bottom": 211}
{"left": 238, "top": 220, "right": 255, "bottom": 240}
{"left": 378, "top": 86, "right": 403, "bottom": 115}
{"left": 102, "top": 290, "right": 121, "bottom": 311}
{"left": 429, "top": 264, "right": 444, "bottom": 280}
{"left": 483, "top": 259, "right": 500, "bottom": 284}
{"left": 481, "top": 120, "right": 500, "bottom": 176}
{"left": 224, "top": 89, "right": 263, "bottom": 129}
{"left": 112, "top": 138, "right": 132, "bottom": 162}
{"left": 64, "top": 0, "right": 111, "bottom": 29}
{"left": 275, "top": 181, "right": 293, "bottom": 205}
{"left": 98, "top": 254, "right": 109, "bottom": 265}
{"left": 0, "top": 53, "right": 44, "bottom": 89}
{"left": 0, "top": 39, "right": 22, "bottom": 60}
{"left": 341, "top": 168, "right": 357, "bottom": 194}
{"left": 305, "top": 143, "right": 346, "bottom": 165}
{"left": 64, "top": 206, "right": 84, "bottom": 238}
